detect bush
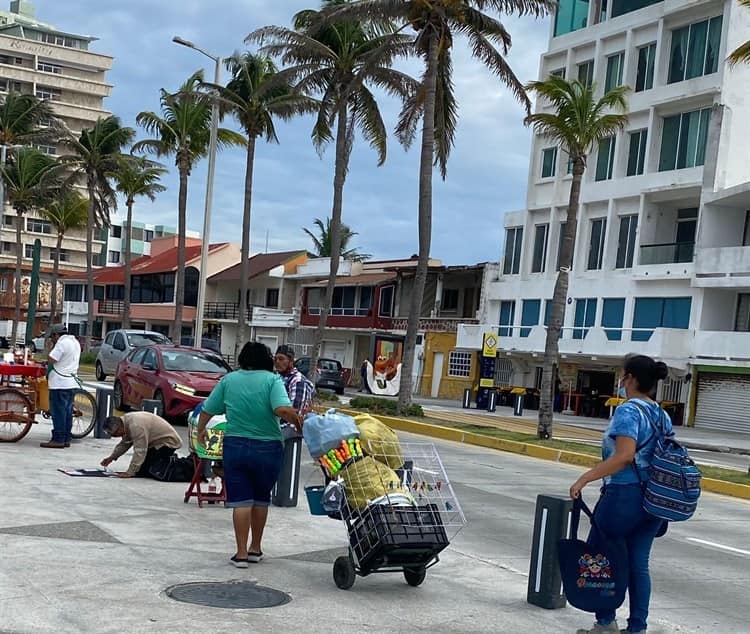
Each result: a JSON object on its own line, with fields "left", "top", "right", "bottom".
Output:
{"left": 348, "top": 396, "right": 424, "bottom": 418}
{"left": 79, "top": 351, "right": 97, "bottom": 365}
{"left": 315, "top": 390, "right": 340, "bottom": 403}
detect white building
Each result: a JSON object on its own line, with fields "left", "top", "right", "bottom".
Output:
{"left": 458, "top": 0, "right": 750, "bottom": 432}
{"left": 102, "top": 218, "right": 199, "bottom": 266}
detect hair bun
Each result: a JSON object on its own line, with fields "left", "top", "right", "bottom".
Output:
{"left": 654, "top": 361, "right": 669, "bottom": 381}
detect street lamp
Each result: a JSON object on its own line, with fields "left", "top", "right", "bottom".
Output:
{"left": 172, "top": 35, "right": 221, "bottom": 350}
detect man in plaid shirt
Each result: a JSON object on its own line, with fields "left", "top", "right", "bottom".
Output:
{"left": 274, "top": 345, "right": 315, "bottom": 428}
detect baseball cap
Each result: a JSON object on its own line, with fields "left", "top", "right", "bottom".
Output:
{"left": 275, "top": 345, "right": 295, "bottom": 359}
{"left": 49, "top": 324, "right": 68, "bottom": 335}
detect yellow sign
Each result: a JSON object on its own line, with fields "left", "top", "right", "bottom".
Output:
{"left": 479, "top": 378, "right": 494, "bottom": 388}
{"left": 482, "top": 333, "right": 498, "bottom": 358}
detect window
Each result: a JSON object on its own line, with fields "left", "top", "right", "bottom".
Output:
{"left": 24, "top": 244, "right": 34, "bottom": 258}
{"left": 632, "top": 297, "right": 692, "bottom": 341}
{"left": 141, "top": 348, "right": 158, "bottom": 369}
{"left": 627, "top": 129, "right": 648, "bottom": 176}
{"left": 567, "top": 155, "right": 575, "bottom": 174}
{"left": 108, "top": 250, "right": 121, "bottom": 264}
{"left": 0, "top": 278, "right": 6, "bottom": 292}
{"left": 495, "top": 358, "right": 514, "bottom": 385}
{"left": 736, "top": 294, "right": 750, "bottom": 332}
{"left": 64, "top": 284, "right": 84, "bottom": 302}
{"left": 379, "top": 285, "right": 394, "bottom": 317}
{"left": 50, "top": 248, "right": 69, "bottom": 263}
{"left": 37, "top": 62, "right": 62, "bottom": 74}
{"left": 131, "top": 227, "right": 144, "bottom": 241}
{"left": 106, "top": 284, "right": 124, "bottom": 300}
{"left": 112, "top": 225, "right": 122, "bottom": 238}
{"left": 1, "top": 241, "right": 12, "bottom": 252}
{"left": 130, "top": 272, "right": 176, "bottom": 304}
{"left": 0, "top": 79, "right": 22, "bottom": 92}
{"left": 744, "top": 210, "right": 750, "bottom": 247}
{"left": 556, "top": 222, "right": 569, "bottom": 271}
{"left": 605, "top": 52, "right": 624, "bottom": 92}
{"left": 144, "top": 230, "right": 154, "bottom": 242}
{"left": 636, "top": 43, "right": 656, "bottom": 92}
{"left": 40, "top": 32, "right": 82, "bottom": 49}
{"left": 265, "top": 288, "right": 279, "bottom": 308}
{"left": 587, "top": 218, "right": 607, "bottom": 270}
{"left": 532, "top": 224, "right": 549, "bottom": 273}
{"left": 541, "top": 147, "right": 557, "bottom": 178}
{"left": 3, "top": 214, "right": 12, "bottom": 226}
{"left": 520, "top": 299, "right": 541, "bottom": 337}
{"left": 184, "top": 267, "right": 199, "bottom": 307}
{"left": 616, "top": 215, "right": 638, "bottom": 268}
{"left": 577, "top": 60, "right": 594, "bottom": 88}
{"left": 26, "top": 218, "right": 52, "bottom": 234}
{"left": 503, "top": 227, "right": 523, "bottom": 275}
{"left": 554, "top": 0, "right": 590, "bottom": 37}
{"left": 442, "top": 288, "right": 459, "bottom": 312}
{"left": 330, "top": 287, "right": 356, "bottom": 315}
{"left": 550, "top": 68, "right": 566, "bottom": 78}
{"left": 35, "top": 144, "right": 56, "bottom": 155}
{"left": 499, "top": 300, "right": 516, "bottom": 337}
{"left": 668, "top": 16, "right": 722, "bottom": 84}
{"left": 595, "top": 136, "right": 616, "bottom": 181}
{"left": 35, "top": 86, "right": 61, "bottom": 101}
{"left": 358, "top": 286, "right": 373, "bottom": 314}
{"left": 448, "top": 351, "right": 472, "bottom": 378}
{"left": 611, "top": 0, "right": 661, "bottom": 18}
{"left": 602, "top": 298, "right": 625, "bottom": 340}
{"left": 573, "top": 298, "right": 597, "bottom": 339}
{"left": 659, "top": 108, "right": 711, "bottom": 171}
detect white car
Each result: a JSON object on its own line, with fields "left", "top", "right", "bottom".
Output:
{"left": 28, "top": 331, "right": 48, "bottom": 353}
{"left": 95, "top": 329, "right": 171, "bottom": 380}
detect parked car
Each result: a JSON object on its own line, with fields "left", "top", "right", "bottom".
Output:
{"left": 0, "top": 320, "right": 27, "bottom": 348}
{"left": 29, "top": 331, "right": 48, "bottom": 353}
{"left": 295, "top": 356, "right": 345, "bottom": 394}
{"left": 95, "top": 329, "right": 171, "bottom": 380}
{"left": 180, "top": 335, "right": 221, "bottom": 354}
{"left": 113, "top": 345, "right": 230, "bottom": 419}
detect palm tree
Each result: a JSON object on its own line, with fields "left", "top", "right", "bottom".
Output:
{"left": 111, "top": 156, "right": 167, "bottom": 329}
{"left": 134, "top": 72, "right": 245, "bottom": 342}
{"left": 728, "top": 0, "right": 750, "bottom": 65}
{"left": 203, "top": 52, "right": 316, "bottom": 358}
{"left": 250, "top": 0, "right": 417, "bottom": 382}
{"left": 304, "top": 216, "right": 371, "bottom": 261}
{"left": 525, "top": 76, "right": 629, "bottom": 439}
{"left": 324, "top": 0, "right": 552, "bottom": 412}
{"left": 0, "top": 92, "right": 58, "bottom": 148}
{"left": 59, "top": 116, "right": 135, "bottom": 350}
{"left": 40, "top": 190, "right": 88, "bottom": 324}
{"left": 0, "top": 149, "right": 61, "bottom": 346}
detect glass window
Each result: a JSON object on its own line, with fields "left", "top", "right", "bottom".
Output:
{"left": 557, "top": 222, "right": 569, "bottom": 271}
{"left": 358, "top": 286, "right": 373, "bottom": 313}
{"left": 2, "top": 214, "right": 12, "bottom": 226}
{"left": 379, "top": 285, "right": 394, "bottom": 317}
{"left": 605, "top": 52, "right": 624, "bottom": 92}
{"left": 611, "top": 0, "right": 661, "bottom": 18}
{"left": 26, "top": 218, "right": 52, "bottom": 234}
{"left": 112, "top": 225, "right": 122, "bottom": 238}
{"left": 64, "top": 284, "right": 83, "bottom": 302}
{"left": 632, "top": 297, "right": 692, "bottom": 341}
{"left": 550, "top": 68, "right": 566, "bottom": 78}
{"left": 668, "top": 16, "right": 723, "bottom": 84}
{"left": 659, "top": 108, "right": 711, "bottom": 171}
{"left": 108, "top": 250, "right": 120, "bottom": 264}
{"left": 448, "top": 351, "right": 472, "bottom": 378}
{"left": 265, "top": 288, "right": 279, "bottom": 308}
{"left": 106, "top": 284, "right": 124, "bottom": 300}
{"left": 588, "top": 218, "right": 607, "bottom": 270}
{"left": 541, "top": 147, "right": 557, "bottom": 178}
{"left": 595, "top": 136, "right": 616, "bottom": 181}
{"left": 331, "top": 286, "right": 356, "bottom": 315}
{"left": 577, "top": 60, "right": 594, "bottom": 88}
{"left": 442, "top": 288, "right": 459, "bottom": 312}
{"left": 129, "top": 348, "right": 147, "bottom": 364}
{"left": 160, "top": 349, "right": 229, "bottom": 374}
{"left": 503, "top": 227, "right": 523, "bottom": 275}
{"left": 144, "top": 230, "right": 154, "bottom": 242}
{"left": 141, "top": 348, "right": 158, "bottom": 369}
{"left": 554, "top": 0, "right": 590, "bottom": 37}
{"left": 602, "top": 298, "right": 625, "bottom": 341}
{"left": 616, "top": 215, "right": 638, "bottom": 269}
{"left": 127, "top": 332, "right": 169, "bottom": 347}
{"left": 24, "top": 244, "right": 34, "bottom": 258}
{"left": 520, "top": 299, "right": 541, "bottom": 337}
{"left": 499, "top": 301, "right": 516, "bottom": 337}
{"left": 532, "top": 224, "right": 549, "bottom": 273}
{"left": 635, "top": 43, "right": 656, "bottom": 92}
{"left": 627, "top": 129, "right": 648, "bottom": 176}
{"left": 573, "top": 298, "right": 597, "bottom": 339}
{"left": 735, "top": 294, "right": 750, "bottom": 332}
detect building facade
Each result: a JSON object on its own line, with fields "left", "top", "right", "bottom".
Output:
{"left": 458, "top": 0, "right": 750, "bottom": 432}
{"left": 101, "top": 218, "right": 199, "bottom": 267}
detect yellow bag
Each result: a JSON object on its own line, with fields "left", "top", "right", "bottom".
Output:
{"left": 341, "top": 456, "right": 407, "bottom": 511}
{"left": 355, "top": 413, "right": 404, "bottom": 470}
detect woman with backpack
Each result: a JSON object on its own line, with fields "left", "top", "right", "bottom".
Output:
{"left": 569, "top": 355, "right": 672, "bottom": 634}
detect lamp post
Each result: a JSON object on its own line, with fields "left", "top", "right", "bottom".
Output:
{"left": 172, "top": 36, "right": 221, "bottom": 349}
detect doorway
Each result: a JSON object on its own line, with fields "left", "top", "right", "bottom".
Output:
{"left": 431, "top": 352, "right": 444, "bottom": 398}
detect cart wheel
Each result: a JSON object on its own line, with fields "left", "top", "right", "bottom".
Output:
{"left": 333, "top": 555, "right": 356, "bottom": 590}
{"left": 70, "top": 389, "right": 96, "bottom": 439}
{"left": 403, "top": 566, "right": 426, "bottom": 587}
{"left": 0, "top": 389, "right": 34, "bottom": 443}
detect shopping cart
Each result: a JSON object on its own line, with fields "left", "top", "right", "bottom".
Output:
{"left": 330, "top": 441, "right": 466, "bottom": 590}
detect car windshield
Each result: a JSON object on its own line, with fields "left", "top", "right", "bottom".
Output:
{"left": 319, "top": 359, "right": 341, "bottom": 371}
{"left": 161, "top": 350, "right": 228, "bottom": 374}
{"left": 127, "top": 332, "right": 170, "bottom": 347}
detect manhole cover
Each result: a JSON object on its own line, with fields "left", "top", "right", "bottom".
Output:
{"left": 165, "top": 580, "right": 291, "bottom": 609}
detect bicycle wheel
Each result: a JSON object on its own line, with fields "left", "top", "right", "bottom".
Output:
{"left": 70, "top": 389, "right": 96, "bottom": 439}
{"left": 0, "top": 388, "right": 34, "bottom": 443}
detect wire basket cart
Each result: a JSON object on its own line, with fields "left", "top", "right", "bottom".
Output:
{"left": 330, "top": 441, "right": 466, "bottom": 590}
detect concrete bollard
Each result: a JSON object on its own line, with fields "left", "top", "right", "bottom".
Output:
{"left": 94, "top": 386, "right": 114, "bottom": 439}
{"left": 141, "top": 399, "right": 163, "bottom": 417}
{"left": 514, "top": 393, "right": 524, "bottom": 416}
{"left": 462, "top": 387, "right": 472, "bottom": 409}
{"left": 272, "top": 426, "right": 303, "bottom": 507}
{"left": 487, "top": 389, "right": 497, "bottom": 413}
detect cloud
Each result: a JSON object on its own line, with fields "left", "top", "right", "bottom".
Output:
{"left": 35, "top": 0, "right": 550, "bottom": 265}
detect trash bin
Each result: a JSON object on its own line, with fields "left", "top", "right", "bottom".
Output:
{"left": 272, "top": 425, "right": 303, "bottom": 507}
{"left": 514, "top": 393, "right": 524, "bottom": 416}
{"left": 94, "top": 385, "right": 114, "bottom": 439}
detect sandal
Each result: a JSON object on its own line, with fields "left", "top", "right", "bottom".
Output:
{"left": 247, "top": 551, "right": 264, "bottom": 563}
{"left": 230, "top": 555, "right": 249, "bottom": 568}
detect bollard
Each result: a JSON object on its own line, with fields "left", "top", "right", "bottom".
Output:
{"left": 272, "top": 426, "right": 303, "bottom": 507}
{"left": 487, "top": 389, "right": 497, "bottom": 413}
{"left": 141, "top": 399, "right": 163, "bottom": 417}
{"left": 514, "top": 393, "right": 524, "bottom": 416}
{"left": 94, "top": 386, "right": 114, "bottom": 438}
{"left": 462, "top": 387, "right": 472, "bottom": 409}
{"left": 527, "top": 494, "right": 574, "bottom": 609}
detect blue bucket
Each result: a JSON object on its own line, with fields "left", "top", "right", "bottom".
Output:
{"left": 304, "top": 485, "right": 327, "bottom": 516}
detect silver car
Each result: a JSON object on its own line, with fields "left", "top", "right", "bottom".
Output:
{"left": 95, "top": 329, "right": 170, "bottom": 381}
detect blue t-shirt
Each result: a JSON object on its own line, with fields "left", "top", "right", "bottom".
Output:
{"left": 602, "top": 398, "right": 673, "bottom": 484}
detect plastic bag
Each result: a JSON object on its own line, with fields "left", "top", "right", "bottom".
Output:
{"left": 302, "top": 408, "right": 359, "bottom": 458}
{"left": 340, "top": 456, "right": 408, "bottom": 511}
{"left": 355, "top": 413, "right": 404, "bottom": 470}
{"left": 322, "top": 480, "right": 345, "bottom": 513}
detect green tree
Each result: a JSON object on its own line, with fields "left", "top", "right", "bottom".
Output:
{"left": 728, "top": 0, "right": 750, "bottom": 65}
{"left": 326, "top": 0, "right": 552, "bottom": 412}
{"left": 0, "top": 149, "right": 61, "bottom": 346}
{"left": 60, "top": 116, "right": 135, "bottom": 350}
{"left": 250, "top": 0, "right": 416, "bottom": 381}
{"left": 524, "top": 76, "right": 629, "bottom": 439}
{"left": 40, "top": 190, "right": 88, "bottom": 324}
{"left": 134, "top": 72, "right": 245, "bottom": 342}
{"left": 304, "top": 216, "right": 371, "bottom": 261}
{"left": 204, "top": 52, "right": 316, "bottom": 358}
{"left": 111, "top": 156, "right": 167, "bottom": 329}
{"left": 0, "top": 92, "right": 58, "bottom": 147}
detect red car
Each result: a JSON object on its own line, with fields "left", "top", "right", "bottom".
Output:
{"left": 113, "top": 345, "right": 231, "bottom": 419}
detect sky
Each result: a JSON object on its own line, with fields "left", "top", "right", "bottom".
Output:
{"left": 36, "top": 0, "right": 551, "bottom": 265}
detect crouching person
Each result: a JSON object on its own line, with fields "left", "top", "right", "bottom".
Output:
{"left": 100, "top": 412, "right": 182, "bottom": 479}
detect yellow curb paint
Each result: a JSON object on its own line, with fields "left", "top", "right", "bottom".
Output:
{"left": 558, "top": 452, "right": 600, "bottom": 468}
{"left": 701, "top": 477, "right": 750, "bottom": 501}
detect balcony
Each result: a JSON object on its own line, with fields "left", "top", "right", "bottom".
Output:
{"left": 97, "top": 299, "right": 124, "bottom": 315}
{"left": 300, "top": 305, "right": 392, "bottom": 330}
{"left": 694, "top": 247, "right": 750, "bottom": 288}
{"left": 639, "top": 242, "right": 694, "bottom": 266}
{"left": 390, "top": 317, "right": 479, "bottom": 333}
{"left": 204, "top": 302, "right": 240, "bottom": 321}
{"left": 693, "top": 331, "right": 750, "bottom": 362}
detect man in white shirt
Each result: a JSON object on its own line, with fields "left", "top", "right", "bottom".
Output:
{"left": 41, "top": 324, "right": 81, "bottom": 448}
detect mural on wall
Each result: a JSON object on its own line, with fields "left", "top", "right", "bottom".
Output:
{"left": 366, "top": 335, "right": 403, "bottom": 396}
{"left": 20, "top": 277, "right": 61, "bottom": 309}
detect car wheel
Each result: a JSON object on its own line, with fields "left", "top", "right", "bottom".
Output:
{"left": 113, "top": 380, "right": 125, "bottom": 411}
{"left": 95, "top": 361, "right": 106, "bottom": 382}
{"left": 154, "top": 390, "right": 167, "bottom": 418}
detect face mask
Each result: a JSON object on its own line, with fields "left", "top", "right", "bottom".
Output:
{"left": 618, "top": 386, "right": 627, "bottom": 399}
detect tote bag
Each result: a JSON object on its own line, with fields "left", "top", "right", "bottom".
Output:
{"left": 558, "top": 498, "right": 629, "bottom": 613}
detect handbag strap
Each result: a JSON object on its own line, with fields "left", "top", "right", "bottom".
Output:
{"left": 570, "top": 497, "right": 596, "bottom": 538}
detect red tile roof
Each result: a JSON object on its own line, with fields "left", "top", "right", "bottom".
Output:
{"left": 209, "top": 250, "right": 307, "bottom": 282}
{"left": 304, "top": 272, "right": 397, "bottom": 288}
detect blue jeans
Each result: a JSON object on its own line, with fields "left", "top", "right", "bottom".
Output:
{"left": 49, "top": 389, "right": 75, "bottom": 443}
{"left": 222, "top": 436, "right": 283, "bottom": 507}
{"left": 591, "top": 483, "right": 663, "bottom": 633}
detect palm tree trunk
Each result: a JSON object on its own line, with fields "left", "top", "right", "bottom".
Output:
{"left": 173, "top": 167, "right": 188, "bottom": 343}
{"left": 11, "top": 209, "right": 22, "bottom": 348}
{"left": 85, "top": 179, "right": 96, "bottom": 352}
{"left": 397, "top": 36, "right": 439, "bottom": 413}
{"left": 236, "top": 136, "right": 257, "bottom": 361}
{"left": 310, "top": 102, "right": 348, "bottom": 385}
{"left": 122, "top": 200, "right": 133, "bottom": 329}
{"left": 538, "top": 159, "right": 584, "bottom": 438}
{"left": 49, "top": 231, "right": 63, "bottom": 324}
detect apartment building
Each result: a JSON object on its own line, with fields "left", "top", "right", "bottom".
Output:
{"left": 101, "top": 218, "right": 199, "bottom": 266}
{"left": 457, "top": 0, "right": 750, "bottom": 432}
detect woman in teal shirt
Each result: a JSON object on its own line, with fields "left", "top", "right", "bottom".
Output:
{"left": 198, "top": 342, "right": 300, "bottom": 568}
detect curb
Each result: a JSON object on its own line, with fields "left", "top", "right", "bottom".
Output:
{"left": 333, "top": 407, "right": 750, "bottom": 502}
